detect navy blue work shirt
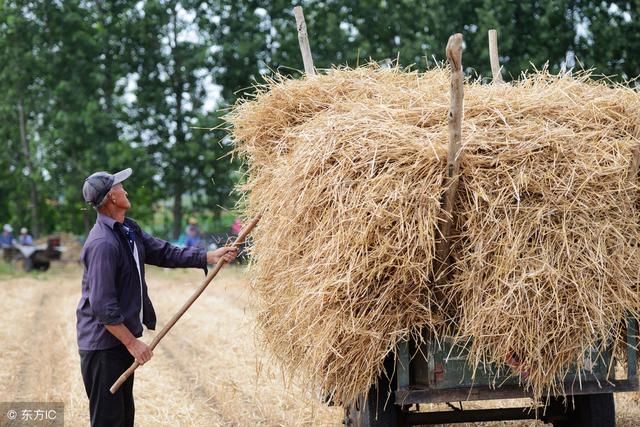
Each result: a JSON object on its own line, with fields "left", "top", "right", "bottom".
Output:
{"left": 76, "top": 213, "right": 207, "bottom": 351}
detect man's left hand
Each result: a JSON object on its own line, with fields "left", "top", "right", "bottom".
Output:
{"left": 207, "top": 246, "right": 238, "bottom": 264}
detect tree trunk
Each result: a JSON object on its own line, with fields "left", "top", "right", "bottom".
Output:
{"left": 18, "top": 97, "right": 39, "bottom": 237}
{"left": 172, "top": 187, "right": 183, "bottom": 240}
{"left": 170, "top": 2, "right": 185, "bottom": 242}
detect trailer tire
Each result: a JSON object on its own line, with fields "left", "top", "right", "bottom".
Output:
{"left": 344, "top": 355, "right": 400, "bottom": 427}
{"left": 573, "top": 393, "right": 615, "bottom": 427}
{"left": 32, "top": 251, "right": 50, "bottom": 271}
{"left": 549, "top": 393, "right": 615, "bottom": 427}
{"left": 344, "top": 384, "right": 400, "bottom": 427}
{"left": 23, "top": 257, "right": 33, "bottom": 272}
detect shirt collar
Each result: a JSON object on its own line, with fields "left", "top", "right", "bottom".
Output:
{"left": 97, "top": 213, "right": 120, "bottom": 230}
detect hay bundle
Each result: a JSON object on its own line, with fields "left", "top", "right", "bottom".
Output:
{"left": 448, "top": 73, "right": 640, "bottom": 399}
{"left": 227, "top": 65, "right": 640, "bottom": 405}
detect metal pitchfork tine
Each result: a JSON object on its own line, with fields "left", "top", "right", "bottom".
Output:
{"left": 110, "top": 214, "right": 261, "bottom": 394}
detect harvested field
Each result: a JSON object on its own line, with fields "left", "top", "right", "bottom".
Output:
{"left": 229, "top": 65, "right": 640, "bottom": 405}
{"left": 0, "top": 263, "right": 340, "bottom": 426}
{"left": 1, "top": 262, "right": 639, "bottom": 426}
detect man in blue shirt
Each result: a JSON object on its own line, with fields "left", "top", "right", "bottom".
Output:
{"left": 0, "top": 224, "right": 14, "bottom": 248}
{"left": 77, "top": 168, "right": 237, "bottom": 427}
{"left": 18, "top": 227, "right": 33, "bottom": 246}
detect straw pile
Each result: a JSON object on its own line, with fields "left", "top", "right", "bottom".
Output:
{"left": 227, "top": 65, "right": 640, "bottom": 405}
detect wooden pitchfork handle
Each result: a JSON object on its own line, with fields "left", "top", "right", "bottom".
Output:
{"left": 109, "top": 214, "right": 261, "bottom": 394}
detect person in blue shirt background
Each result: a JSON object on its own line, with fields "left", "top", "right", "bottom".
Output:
{"left": 77, "top": 167, "right": 237, "bottom": 427}
{"left": 184, "top": 217, "right": 202, "bottom": 248}
{"left": 0, "top": 224, "right": 14, "bottom": 248}
{"left": 18, "top": 227, "right": 33, "bottom": 246}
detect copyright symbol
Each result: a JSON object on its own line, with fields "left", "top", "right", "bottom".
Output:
{"left": 6, "top": 409, "right": 17, "bottom": 420}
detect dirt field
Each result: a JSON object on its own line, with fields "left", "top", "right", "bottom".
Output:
{"left": 1, "top": 262, "right": 638, "bottom": 426}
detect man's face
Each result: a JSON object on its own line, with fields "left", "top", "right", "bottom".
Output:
{"left": 109, "top": 183, "right": 131, "bottom": 210}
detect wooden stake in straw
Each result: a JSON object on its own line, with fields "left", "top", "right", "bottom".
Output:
{"left": 488, "top": 29, "right": 504, "bottom": 83}
{"left": 435, "top": 33, "right": 464, "bottom": 281}
{"left": 109, "top": 214, "right": 262, "bottom": 394}
{"left": 293, "top": 6, "right": 316, "bottom": 76}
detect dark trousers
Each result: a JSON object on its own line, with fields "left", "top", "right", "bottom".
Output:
{"left": 79, "top": 344, "right": 135, "bottom": 427}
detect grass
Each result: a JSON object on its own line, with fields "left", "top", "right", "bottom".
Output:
{"left": 0, "top": 259, "right": 25, "bottom": 279}
{"left": 0, "top": 257, "right": 76, "bottom": 280}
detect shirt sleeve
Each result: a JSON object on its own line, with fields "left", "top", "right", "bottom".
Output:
{"left": 85, "top": 240, "right": 125, "bottom": 325}
{"left": 140, "top": 229, "right": 207, "bottom": 269}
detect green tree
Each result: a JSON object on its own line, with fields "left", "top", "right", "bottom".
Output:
{"left": 473, "top": 0, "right": 579, "bottom": 79}
{"left": 40, "top": 1, "right": 156, "bottom": 234}
{"left": 1, "top": 0, "right": 638, "bottom": 241}
{"left": 577, "top": 1, "right": 640, "bottom": 81}
{"left": 208, "top": 0, "right": 483, "bottom": 101}
{"left": 128, "top": 0, "right": 237, "bottom": 239}
{"left": 0, "top": 0, "right": 53, "bottom": 236}
{"left": 209, "top": 0, "right": 639, "bottom": 94}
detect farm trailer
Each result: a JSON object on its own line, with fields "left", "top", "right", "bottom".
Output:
{"left": 344, "top": 317, "right": 639, "bottom": 426}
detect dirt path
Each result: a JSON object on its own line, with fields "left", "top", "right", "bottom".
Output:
{"left": 1, "top": 263, "right": 638, "bottom": 426}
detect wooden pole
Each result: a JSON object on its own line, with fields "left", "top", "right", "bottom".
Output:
{"left": 435, "top": 33, "right": 464, "bottom": 282}
{"left": 488, "top": 29, "right": 504, "bottom": 83}
{"left": 109, "top": 214, "right": 262, "bottom": 394}
{"left": 293, "top": 6, "right": 316, "bottom": 76}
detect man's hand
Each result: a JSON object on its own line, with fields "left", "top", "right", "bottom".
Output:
{"left": 125, "top": 338, "right": 153, "bottom": 365}
{"left": 207, "top": 246, "right": 238, "bottom": 265}
{"left": 105, "top": 323, "right": 153, "bottom": 364}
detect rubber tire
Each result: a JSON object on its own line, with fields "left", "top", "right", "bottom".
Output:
{"left": 344, "top": 385, "right": 400, "bottom": 427}
{"left": 34, "top": 260, "right": 50, "bottom": 271}
{"left": 550, "top": 394, "right": 615, "bottom": 427}
{"left": 32, "top": 252, "right": 50, "bottom": 271}
{"left": 573, "top": 393, "right": 615, "bottom": 427}
{"left": 23, "top": 257, "right": 33, "bottom": 272}
{"left": 344, "top": 356, "right": 400, "bottom": 427}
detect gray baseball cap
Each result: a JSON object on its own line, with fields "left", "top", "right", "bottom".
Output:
{"left": 82, "top": 168, "right": 132, "bottom": 207}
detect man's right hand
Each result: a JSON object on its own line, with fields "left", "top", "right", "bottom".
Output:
{"left": 104, "top": 323, "right": 153, "bottom": 364}
{"left": 125, "top": 338, "right": 153, "bottom": 364}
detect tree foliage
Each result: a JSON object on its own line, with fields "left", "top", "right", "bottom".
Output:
{"left": 0, "top": 0, "right": 637, "bottom": 239}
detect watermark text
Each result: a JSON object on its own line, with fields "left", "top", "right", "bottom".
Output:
{"left": 1, "top": 402, "right": 63, "bottom": 427}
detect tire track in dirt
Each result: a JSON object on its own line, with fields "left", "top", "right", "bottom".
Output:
{"left": 159, "top": 333, "right": 287, "bottom": 427}
{"left": 154, "top": 343, "right": 238, "bottom": 426}
{"left": 166, "top": 297, "right": 338, "bottom": 425}
{"left": 5, "top": 282, "right": 49, "bottom": 397}
{"left": 16, "top": 291, "right": 49, "bottom": 394}
{"left": 1, "top": 273, "right": 73, "bottom": 403}
{"left": 143, "top": 268, "right": 293, "bottom": 426}
{"left": 143, "top": 291, "right": 274, "bottom": 425}
{"left": 133, "top": 267, "right": 251, "bottom": 425}
{"left": 38, "top": 270, "right": 82, "bottom": 403}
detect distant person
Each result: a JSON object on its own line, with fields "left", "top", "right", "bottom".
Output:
{"left": 18, "top": 227, "right": 33, "bottom": 246}
{"left": 230, "top": 218, "right": 243, "bottom": 235}
{"left": 184, "top": 217, "right": 202, "bottom": 247}
{"left": 229, "top": 218, "right": 246, "bottom": 264}
{"left": 77, "top": 168, "right": 237, "bottom": 427}
{"left": 0, "top": 224, "right": 14, "bottom": 248}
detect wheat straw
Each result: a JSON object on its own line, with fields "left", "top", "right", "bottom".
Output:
{"left": 227, "top": 64, "right": 640, "bottom": 405}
